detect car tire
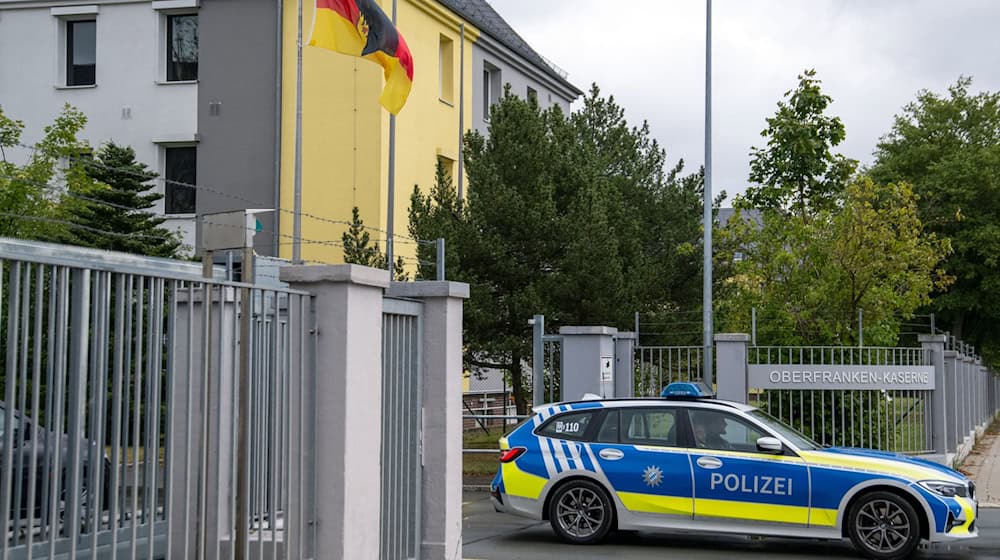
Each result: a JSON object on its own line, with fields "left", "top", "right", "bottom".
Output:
{"left": 548, "top": 479, "right": 614, "bottom": 545}
{"left": 847, "top": 491, "right": 921, "bottom": 560}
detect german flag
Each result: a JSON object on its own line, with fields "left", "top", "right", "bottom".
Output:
{"left": 309, "top": 0, "right": 414, "bottom": 114}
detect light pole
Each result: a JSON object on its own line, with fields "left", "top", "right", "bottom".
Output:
{"left": 703, "top": 0, "right": 714, "bottom": 388}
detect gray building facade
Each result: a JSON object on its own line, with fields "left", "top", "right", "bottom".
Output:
{"left": 438, "top": 0, "right": 582, "bottom": 136}
{"left": 197, "top": 0, "right": 281, "bottom": 256}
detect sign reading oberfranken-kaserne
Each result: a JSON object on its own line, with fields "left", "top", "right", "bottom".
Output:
{"left": 748, "top": 365, "right": 935, "bottom": 391}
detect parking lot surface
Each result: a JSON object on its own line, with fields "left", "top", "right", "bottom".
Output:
{"left": 462, "top": 491, "right": 1000, "bottom": 560}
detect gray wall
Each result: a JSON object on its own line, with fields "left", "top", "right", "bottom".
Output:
{"left": 197, "top": 0, "right": 280, "bottom": 255}
{"left": 471, "top": 34, "right": 579, "bottom": 136}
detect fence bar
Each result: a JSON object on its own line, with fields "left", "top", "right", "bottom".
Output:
{"left": 1, "top": 262, "right": 19, "bottom": 559}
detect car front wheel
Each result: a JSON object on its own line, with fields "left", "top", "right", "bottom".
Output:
{"left": 548, "top": 479, "right": 613, "bottom": 545}
{"left": 847, "top": 491, "right": 921, "bottom": 560}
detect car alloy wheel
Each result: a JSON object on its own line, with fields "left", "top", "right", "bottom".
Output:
{"left": 548, "top": 479, "right": 613, "bottom": 545}
{"left": 847, "top": 491, "right": 920, "bottom": 560}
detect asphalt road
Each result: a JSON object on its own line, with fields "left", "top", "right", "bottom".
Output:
{"left": 462, "top": 491, "right": 1000, "bottom": 560}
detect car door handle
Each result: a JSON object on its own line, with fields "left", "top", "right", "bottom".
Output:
{"left": 696, "top": 456, "right": 723, "bottom": 469}
{"left": 599, "top": 448, "right": 624, "bottom": 461}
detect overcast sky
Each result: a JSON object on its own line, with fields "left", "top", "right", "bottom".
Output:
{"left": 488, "top": 0, "right": 1000, "bottom": 203}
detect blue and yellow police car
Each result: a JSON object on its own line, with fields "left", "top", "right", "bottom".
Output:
{"left": 490, "top": 382, "right": 977, "bottom": 559}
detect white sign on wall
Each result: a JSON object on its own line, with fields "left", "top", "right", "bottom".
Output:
{"left": 748, "top": 365, "right": 935, "bottom": 391}
{"left": 600, "top": 356, "right": 613, "bottom": 383}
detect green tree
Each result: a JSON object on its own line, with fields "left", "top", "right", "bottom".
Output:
{"left": 342, "top": 205, "right": 407, "bottom": 280}
{"left": 410, "top": 86, "right": 704, "bottom": 413}
{"left": 870, "top": 77, "right": 1000, "bottom": 363}
{"left": 0, "top": 104, "right": 89, "bottom": 241}
{"left": 70, "top": 142, "right": 183, "bottom": 257}
{"left": 720, "top": 178, "right": 951, "bottom": 346}
{"left": 746, "top": 69, "right": 857, "bottom": 219}
{"left": 720, "top": 72, "right": 952, "bottom": 446}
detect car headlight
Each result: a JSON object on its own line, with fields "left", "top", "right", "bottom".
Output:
{"left": 918, "top": 480, "right": 968, "bottom": 498}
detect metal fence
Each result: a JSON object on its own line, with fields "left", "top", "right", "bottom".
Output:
{"left": 943, "top": 337, "right": 997, "bottom": 456}
{"left": 532, "top": 336, "right": 562, "bottom": 405}
{"left": 0, "top": 239, "right": 315, "bottom": 560}
{"left": 747, "top": 346, "right": 934, "bottom": 453}
{"left": 634, "top": 345, "right": 704, "bottom": 396}
{"left": 380, "top": 298, "right": 422, "bottom": 560}
{"left": 462, "top": 392, "right": 515, "bottom": 432}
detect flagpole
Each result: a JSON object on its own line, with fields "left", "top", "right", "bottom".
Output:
{"left": 703, "top": 0, "right": 714, "bottom": 388}
{"left": 458, "top": 22, "right": 465, "bottom": 203}
{"left": 293, "top": 0, "right": 304, "bottom": 264}
{"left": 385, "top": 0, "right": 398, "bottom": 275}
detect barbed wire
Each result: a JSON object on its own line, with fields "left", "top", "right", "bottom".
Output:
{"left": 0, "top": 212, "right": 172, "bottom": 241}
{"left": 12, "top": 141, "right": 436, "bottom": 245}
{"left": 0, "top": 172, "right": 350, "bottom": 250}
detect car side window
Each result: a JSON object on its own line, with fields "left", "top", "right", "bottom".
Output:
{"left": 595, "top": 410, "right": 619, "bottom": 443}
{"left": 620, "top": 408, "right": 678, "bottom": 447}
{"left": 536, "top": 411, "right": 596, "bottom": 441}
{"left": 688, "top": 409, "right": 766, "bottom": 452}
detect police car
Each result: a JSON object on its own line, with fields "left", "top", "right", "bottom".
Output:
{"left": 490, "top": 383, "right": 977, "bottom": 560}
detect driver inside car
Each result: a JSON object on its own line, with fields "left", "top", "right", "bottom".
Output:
{"left": 693, "top": 412, "right": 731, "bottom": 450}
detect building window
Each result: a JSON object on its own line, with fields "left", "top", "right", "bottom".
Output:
{"left": 483, "top": 62, "right": 501, "bottom": 121}
{"left": 166, "top": 14, "right": 198, "bottom": 81}
{"left": 164, "top": 146, "right": 196, "bottom": 214}
{"left": 66, "top": 20, "right": 96, "bottom": 86}
{"left": 438, "top": 35, "right": 454, "bottom": 104}
{"left": 527, "top": 86, "right": 537, "bottom": 103}
{"left": 437, "top": 155, "right": 455, "bottom": 184}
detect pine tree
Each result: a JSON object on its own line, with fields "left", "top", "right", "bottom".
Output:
{"left": 71, "top": 142, "right": 183, "bottom": 257}
{"left": 342, "top": 206, "right": 382, "bottom": 266}
{"left": 342, "top": 206, "right": 409, "bottom": 280}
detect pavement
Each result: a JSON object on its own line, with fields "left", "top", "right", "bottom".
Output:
{"left": 462, "top": 422, "right": 1000, "bottom": 559}
{"left": 462, "top": 490, "right": 1000, "bottom": 559}
{"left": 964, "top": 424, "right": 1000, "bottom": 507}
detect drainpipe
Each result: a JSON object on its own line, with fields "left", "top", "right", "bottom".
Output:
{"left": 273, "top": 0, "right": 284, "bottom": 257}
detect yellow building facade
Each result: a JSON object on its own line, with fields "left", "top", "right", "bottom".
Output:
{"left": 279, "top": 0, "right": 479, "bottom": 267}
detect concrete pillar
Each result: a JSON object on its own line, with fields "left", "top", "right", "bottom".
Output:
{"left": 977, "top": 360, "right": 986, "bottom": 432}
{"left": 614, "top": 332, "right": 637, "bottom": 399}
{"left": 919, "top": 335, "right": 947, "bottom": 457}
{"left": 281, "top": 265, "right": 390, "bottom": 560}
{"left": 943, "top": 350, "right": 959, "bottom": 456}
{"left": 388, "top": 281, "right": 469, "bottom": 560}
{"left": 715, "top": 334, "right": 750, "bottom": 403}
{"left": 559, "top": 327, "right": 618, "bottom": 400}
{"left": 963, "top": 355, "right": 975, "bottom": 439}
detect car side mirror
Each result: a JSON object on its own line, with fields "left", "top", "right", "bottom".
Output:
{"left": 756, "top": 436, "right": 783, "bottom": 454}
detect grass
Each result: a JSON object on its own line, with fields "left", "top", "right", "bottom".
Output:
{"left": 463, "top": 429, "right": 506, "bottom": 476}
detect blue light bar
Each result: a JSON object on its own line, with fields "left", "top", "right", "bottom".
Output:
{"left": 660, "top": 382, "right": 715, "bottom": 399}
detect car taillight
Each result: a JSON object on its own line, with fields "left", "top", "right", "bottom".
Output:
{"left": 499, "top": 447, "right": 526, "bottom": 463}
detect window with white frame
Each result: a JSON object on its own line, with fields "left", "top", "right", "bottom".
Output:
{"left": 52, "top": 5, "right": 100, "bottom": 87}
{"left": 164, "top": 146, "right": 197, "bottom": 214}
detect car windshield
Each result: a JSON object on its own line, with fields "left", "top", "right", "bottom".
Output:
{"left": 748, "top": 409, "right": 822, "bottom": 450}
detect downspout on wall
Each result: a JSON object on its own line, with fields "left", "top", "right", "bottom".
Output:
{"left": 273, "top": 0, "right": 284, "bottom": 257}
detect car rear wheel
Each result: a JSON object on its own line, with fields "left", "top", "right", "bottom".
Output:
{"left": 847, "top": 491, "right": 920, "bottom": 560}
{"left": 548, "top": 480, "right": 613, "bottom": 545}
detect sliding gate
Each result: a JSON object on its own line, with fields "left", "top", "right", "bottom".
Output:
{"left": 380, "top": 298, "right": 423, "bottom": 560}
{"left": 0, "top": 239, "right": 316, "bottom": 559}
